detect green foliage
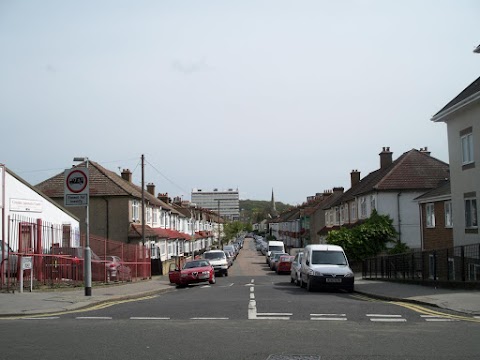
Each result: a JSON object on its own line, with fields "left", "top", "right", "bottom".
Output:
{"left": 223, "top": 221, "right": 248, "bottom": 243}
{"left": 240, "top": 199, "right": 292, "bottom": 223}
{"left": 326, "top": 210, "right": 398, "bottom": 261}
{"left": 388, "top": 240, "right": 410, "bottom": 255}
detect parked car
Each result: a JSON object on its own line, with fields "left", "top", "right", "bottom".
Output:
{"left": 290, "top": 251, "right": 304, "bottom": 285}
{"left": 223, "top": 245, "right": 237, "bottom": 259}
{"left": 104, "top": 255, "right": 132, "bottom": 282}
{"left": 270, "top": 252, "right": 288, "bottom": 271}
{"left": 168, "top": 259, "right": 216, "bottom": 287}
{"left": 276, "top": 255, "right": 295, "bottom": 274}
{"left": 202, "top": 250, "right": 229, "bottom": 276}
{"left": 267, "top": 250, "right": 284, "bottom": 267}
{"left": 223, "top": 251, "right": 234, "bottom": 267}
{"left": 266, "top": 241, "right": 285, "bottom": 264}
{"left": 300, "top": 244, "right": 354, "bottom": 292}
{"left": 0, "top": 240, "right": 18, "bottom": 275}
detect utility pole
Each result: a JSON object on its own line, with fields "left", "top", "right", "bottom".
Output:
{"left": 141, "top": 154, "right": 145, "bottom": 246}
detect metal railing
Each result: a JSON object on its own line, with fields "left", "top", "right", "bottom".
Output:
{"left": 363, "top": 243, "right": 480, "bottom": 288}
{"left": 1, "top": 215, "right": 150, "bottom": 291}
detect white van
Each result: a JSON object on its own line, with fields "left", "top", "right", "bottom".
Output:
{"left": 300, "top": 244, "right": 354, "bottom": 292}
{"left": 265, "top": 240, "right": 285, "bottom": 264}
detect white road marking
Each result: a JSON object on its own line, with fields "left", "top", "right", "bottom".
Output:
{"left": 76, "top": 317, "right": 112, "bottom": 320}
{"left": 311, "top": 314, "right": 347, "bottom": 321}
{"left": 130, "top": 317, "right": 170, "bottom": 320}
{"left": 190, "top": 317, "right": 229, "bottom": 320}
{"left": 421, "top": 315, "right": 458, "bottom": 322}
{"left": 367, "top": 314, "right": 406, "bottom": 322}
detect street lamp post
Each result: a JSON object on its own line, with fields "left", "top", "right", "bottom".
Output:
{"left": 73, "top": 157, "right": 91, "bottom": 296}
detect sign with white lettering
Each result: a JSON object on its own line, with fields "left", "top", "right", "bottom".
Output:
{"left": 64, "top": 168, "right": 89, "bottom": 206}
{"left": 10, "top": 198, "right": 43, "bottom": 212}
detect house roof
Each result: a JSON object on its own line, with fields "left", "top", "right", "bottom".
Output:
{"left": 415, "top": 180, "right": 451, "bottom": 202}
{"left": 330, "top": 149, "right": 449, "bottom": 207}
{"left": 35, "top": 161, "right": 181, "bottom": 215}
{"left": 431, "top": 75, "right": 480, "bottom": 122}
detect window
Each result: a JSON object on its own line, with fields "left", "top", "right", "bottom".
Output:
{"left": 334, "top": 207, "right": 340, "bottom": 225}
{"left": 152, "top": 208, "right": 158, "bottom": 226}
{"left": 461, "top": 132, "right": 474, "bottom": 165}
{"left": 132, "top": 200, "right": 140, "bottom": 222}
{"left": 468, "top": 263, "right": 480, "bottom": 281}
{"left": 448, "top": 258, "right": 455, "bottom": 281}
{"left": 340, "top": 205, "right": 345, "bottom": 224}
{"left": 360, "top": 197, "right": 367, "bottom": 218}
{"left": 146, "top": 207, "right": 151, "bottom": 224}
{"left": 444, "top": 201, "right": 453, "bottom": 228}
{"left": 370, "top": 195, "right": 376, "bottom": 213}
{"left": 350, "top": 202, "right": 357, "bottom": 221}
{"left": 465, "top": 198, "right": 478, "bottom": 228}
{"left": 426, "top": 203, "right": 435, "bottom": 228}
{"left": 428, "top": 254, "right": 436, "bottom": 280}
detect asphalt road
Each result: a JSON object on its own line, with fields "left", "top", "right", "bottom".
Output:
{"left": 1, "top": 238, "right": 479, "bottom": 360}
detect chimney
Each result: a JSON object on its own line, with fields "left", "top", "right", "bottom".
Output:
{"left": 419, "top": 147, "right": 431, "bottom": 156}
{"left": 379, "top": 147, "right": 393, "bottom": 169}
{"left": 332, "top": 187, "right": 344, "bottom": 195}
{"left": 121, "top": 169, "right": 132, "bottom": 182}
{"left": 146, "top": 183, "right": 155, "bottom": 196}
{"left": 158, "top": 192, "right": 169, "bottom": 203}
{"left": 350, "top": 169, "right": 360, "bottom": 187}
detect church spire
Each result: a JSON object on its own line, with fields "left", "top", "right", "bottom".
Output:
{"left": 271, "top": 188, "right": 278, "bottom": 216}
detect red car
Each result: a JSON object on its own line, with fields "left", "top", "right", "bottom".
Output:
{"left": 276, "top": 255, "right": 295, "bottom": 274}
{"left": 169, "top": 260, "right": 216, "bottom": 287}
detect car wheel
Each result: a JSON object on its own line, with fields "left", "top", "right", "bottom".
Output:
{"left": 209, "top": 274, "right": 216, "bottom": 284}
{"left": 225, "top": 271, "right": 228, "bottom": 277}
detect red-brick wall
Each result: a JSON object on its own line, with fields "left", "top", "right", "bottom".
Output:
{"left": 421, "top": 201, "right": 453, "bottom": 250}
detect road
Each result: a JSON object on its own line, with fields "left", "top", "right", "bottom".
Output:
{"left": 0, "top": 238, "right": 479, "bottom": 360}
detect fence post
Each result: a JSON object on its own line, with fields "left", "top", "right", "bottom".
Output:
{"left": 461, "top": 246, "right": 465, "bottom": 282}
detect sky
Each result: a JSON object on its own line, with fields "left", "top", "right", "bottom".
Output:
{"left": 0, "top": 1, "right": 479, "bottom": 206}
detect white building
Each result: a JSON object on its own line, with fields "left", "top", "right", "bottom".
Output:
{"left": 191, "top": 188, "right": 240, "bottom": 221}
{"left": 1, "top": 164, "right": 80, "bottom": 251}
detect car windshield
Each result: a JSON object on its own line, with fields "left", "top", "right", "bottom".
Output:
{"left": 204, "top": 252, "right": 224, "bottom": 260}
{"left": 269, "top": 245, "right": 284, "bottom": 252}
{"left": 311, "top": 250, "right": 347, "bottom": 265}
{"left": 183, "top": 261, "right": 209, "bottom": 269}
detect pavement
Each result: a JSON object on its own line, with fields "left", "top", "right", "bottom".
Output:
{"left": 1, "top": 275, "right": 480, "bottom": 317}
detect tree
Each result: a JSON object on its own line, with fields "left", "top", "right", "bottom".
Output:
{"left": 222, "top": 221, "right": 247, "bottom": 244}
{"left": 326, "top": 210, "right": 398, "bottom": 261}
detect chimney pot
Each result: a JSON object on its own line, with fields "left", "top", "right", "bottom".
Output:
{"left": 379, "top": 147, "right": 393, "bottom": 169}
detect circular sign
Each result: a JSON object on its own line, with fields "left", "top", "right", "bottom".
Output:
{"left": 66, "top": 169, "right": 88, "bottom": 193}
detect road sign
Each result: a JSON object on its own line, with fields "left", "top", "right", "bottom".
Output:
{"left": 64, "top": 168, "right": 89, "bottom": 206}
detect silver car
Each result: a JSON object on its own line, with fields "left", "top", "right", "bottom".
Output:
{"left": 290, "top": 251, "right": 303, "bottom": 286}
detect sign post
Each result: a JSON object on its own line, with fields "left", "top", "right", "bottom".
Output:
{"left": 65, "top": 164, "right": 91, "bottom": 296}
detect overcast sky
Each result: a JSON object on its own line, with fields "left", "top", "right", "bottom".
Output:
{"left": 0, "top": 1, "right": 478, "bottom": 205}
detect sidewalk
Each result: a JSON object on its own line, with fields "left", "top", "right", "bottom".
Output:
{"left": 1, "top": 276, "right": 479, "bottom": 317}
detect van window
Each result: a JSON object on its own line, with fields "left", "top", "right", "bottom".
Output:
{"left": 311, "top": 250, "right": 347, "bottom": 265}
{"left": 269, "top": 245, "right": 284, "bottom": 252}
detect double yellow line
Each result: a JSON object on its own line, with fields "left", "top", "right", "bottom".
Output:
{"left": 1, "top": 295, "right": 157, "bottom": 320}
{"left": 351, "top": 293, "right": 480, "bottom": 323}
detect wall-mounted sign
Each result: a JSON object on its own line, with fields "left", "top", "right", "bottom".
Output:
{"left": 10, "top": 198, "right": 43, "bottom": 212}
